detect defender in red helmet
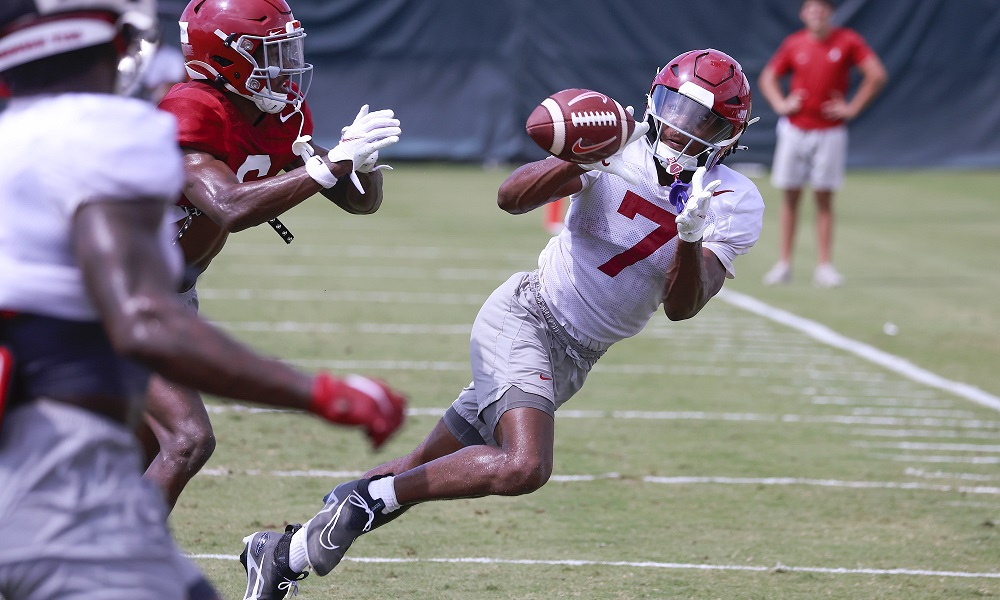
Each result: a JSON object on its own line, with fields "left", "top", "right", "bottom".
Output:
{"left": 141, "top": 0, "right": 406, "bottom": 518}
{"left": 239, "top": 48, "right": 765, "bottom": 600}
{"left": 179, "top": 0, "right": 312, "bottom": 114}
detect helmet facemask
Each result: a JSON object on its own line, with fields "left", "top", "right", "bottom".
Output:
{"left": 231, "top": 20, "right": 312, "bottom": 114}
{"left": 114, "top": 9, "right": 161, "bottom": 96}
{"left": 645, "top": 83, "right": 738, "bottom": 174}
{"left": 0, "top": 0, "right": 159, "bottom": 97}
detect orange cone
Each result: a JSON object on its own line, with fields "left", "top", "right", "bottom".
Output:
{"left": 544, "top": 198, "right": 565, "bottom": 234}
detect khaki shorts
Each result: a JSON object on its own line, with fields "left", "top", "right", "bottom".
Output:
{"left": 448, "top": 272, "right": 608, "bottom": 446}
{"left": 770, "top": 117, "right": 848, "bottom": 191}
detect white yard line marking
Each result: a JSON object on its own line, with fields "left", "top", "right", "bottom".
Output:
{"left": 845, "top": 427, "right": 1000, "bottom": 439}
{"left": 853, "top": 441, "right": 1000, "bottom": 452}
{"left": 221, "top": 242, "right": 537, "bottom": 263}
{"left": 204, "top": 403, "right": 1000, "bottom": 430}
{"left": 217, "top": 321, "right": 472, "bottom": 335}
{"left": 198, "top": 289, "right": 486, "bottom": 305}
{"left": 878, "top": 454, "right": 1000, "bottom": 464}
{"left": 644, "top": 475, "right": 1000, "bottom": 495}
{"left": 185, "top": 553, "right": 1000, "bottom": 579}
{"left": 195, "top": 467, "right": 1000, "bottom": 496}
{"left": 718, "top": 290, "right": 1000, "bottom": 412}
{"left": 905, "top": 467, "right": 997, "bottom": 481}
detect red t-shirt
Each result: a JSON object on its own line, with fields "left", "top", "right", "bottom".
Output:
{"left": 766, "top": 27, "right": 875, "bottom": 130}
{"left": 158, "top": 81, "right": 314, "bottom": 207}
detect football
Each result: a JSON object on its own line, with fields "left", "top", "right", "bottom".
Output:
{"left": 526, "top": 88, "right": 636, "bottom": 164}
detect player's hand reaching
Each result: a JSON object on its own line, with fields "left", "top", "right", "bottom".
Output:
{"left": 309, "top": 372, "right": 407, "bottom": 449}
{"left": 675, "top": 166, "right": 721, "bottom": 243}
{"left": 580, "top": 106, "right": 650, "bottom": 186}
{"left": 357, "top": 150, "right": 392, "bottom": 174}
{"left": 328, "top": 104, "right": 401, "bottom": 193}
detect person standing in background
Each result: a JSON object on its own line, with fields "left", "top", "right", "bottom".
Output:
{"left": 758, "top": 0, "right": 886, "bottom": 288}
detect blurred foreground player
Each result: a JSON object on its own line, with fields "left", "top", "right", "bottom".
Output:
{"left": 239, "top": 49, "right": 764, "bottom": 599}
{"left": 0, "top": 1, "right": 404, "bottom": 599}
{"left": 141, "top": 0, "right": 402, "bottom": 511}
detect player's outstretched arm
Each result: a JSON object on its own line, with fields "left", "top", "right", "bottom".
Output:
{"left": 662, "top": 167, "right": 728, "bottom": 320}
{"left": 181, "top": 149, "right": 346, "bottom": 232}
{"left": 497, "top": 157, "right": 585, "bottom": 214}
{"left": 307, "top": 141, "right": 385, "bottom": 215}
{"left": 73, "top": 199, "right": 406, "bottom": 448}
{"left": 181, "top": 105, "right": 399, "bottom": 230}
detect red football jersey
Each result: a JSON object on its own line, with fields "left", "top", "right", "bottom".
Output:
{"left": 766, "top": 27, "right": 875, "bottom": 130}
{"left": 158, "top": 81, "right": 314, "bottom": 206}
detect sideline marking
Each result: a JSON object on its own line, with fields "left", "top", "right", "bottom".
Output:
{"left": 186, "top": 553, "right": 1000, "bottom": 579}
{"left": 718, "top": 290, "right": 1000, "bottom": 412}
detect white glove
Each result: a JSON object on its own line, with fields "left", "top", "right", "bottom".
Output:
{"left": 580, "top": 106, "right": 650, "bottom": 186}
{"left": 328, "top": 104, "right": 401, "bottom": 193}
{"left": 357, "top": 150, "right": 393, "bottom": 174}
{"left": 675, "top": 166, "right": 721, "bottom": 242}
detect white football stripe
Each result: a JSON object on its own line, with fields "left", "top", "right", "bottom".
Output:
{"left": 614, "top": 98, "right": 628, "bottom": 153}
{"left": 542, "top": 98, "right": 565, "bottom": 156}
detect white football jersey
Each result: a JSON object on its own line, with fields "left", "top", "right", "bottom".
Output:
{"left": 537, "top": 142, "right": 764, "bottom": 345}
{"left": 0, "top": 94, "right": 184, "bottom": 321}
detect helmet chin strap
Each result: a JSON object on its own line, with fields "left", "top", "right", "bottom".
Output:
{"left": 252, "top": 95, "right": 286, "bottom": 113}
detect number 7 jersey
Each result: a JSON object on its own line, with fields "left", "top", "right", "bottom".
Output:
{"left": 536, "top": 141, "right": 764, "bottom": 345}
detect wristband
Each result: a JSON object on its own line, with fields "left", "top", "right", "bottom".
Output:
{"left": 305, "top": 155, "right": 339, "bottom": 189}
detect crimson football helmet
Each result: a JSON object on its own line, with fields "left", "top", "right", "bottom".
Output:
{"left": 644, "top": 49, "right": 753, "bottom": 172}
{"left": 0, "top": 0, "right": 159, "bottom": 96}
{"left": 179, "top": 0, "right": 312, "bottom": 114}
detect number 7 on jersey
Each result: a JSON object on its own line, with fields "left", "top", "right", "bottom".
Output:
{"left": 598, "top": 191, "right": 678, "bottom": 277}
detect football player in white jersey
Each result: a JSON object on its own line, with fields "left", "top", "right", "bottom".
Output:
{"left": 239, "top": 49, "right": 764, "bottom": 600}
{"left": 0, "top": 1, "right": 405, "bottom": 599}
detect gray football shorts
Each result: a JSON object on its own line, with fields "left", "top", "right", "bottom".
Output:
{"left": 0, "top": 400, "right": 207, "bottom": 600}
{"left": 179, "top": 284, "right": 199, "bottom": 311}
{"left": 445, "top": 271, "right": 609, "bottom": 447}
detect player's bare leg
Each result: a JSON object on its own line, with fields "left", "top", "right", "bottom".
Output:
{"left": 297, "top": 404, "right": 554, "bottom": 576}
{"left": 764, "top": 187, "right": 802, "bottom": 285}
{"left": 814, "top": 189, "right": 835, "bottom": 265}
{"left": 812, "top": 189, "right": 843, "bottom": 287}
{"left": 142, "top": 375, "right": 216, "bottom": 511}
{"left": 779, "top": 188, "right": 802, "bottom": 265}
{"left": 391, "top": 406, "right": 554, "bottom": 503}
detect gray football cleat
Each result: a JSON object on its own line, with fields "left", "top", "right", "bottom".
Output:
{"left": 304, "top": 477, "right": 385, "bottom": 576}
{"left": 241, "top": 524, "right": 308, "bottom": 599}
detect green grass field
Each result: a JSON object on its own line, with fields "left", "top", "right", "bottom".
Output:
{"left": 171, "top": 165, "right": 1000, "bottom": 599}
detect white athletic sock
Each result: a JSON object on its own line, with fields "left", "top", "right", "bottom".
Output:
{"left": 368, "top": 475, "right": 400, "bottom": 513}
{"left": 288, "top": 521, "right": 311, "bottom": 573}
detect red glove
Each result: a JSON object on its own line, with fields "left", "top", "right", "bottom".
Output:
{"left": 309, "top": 372, "right": 406, "bottom": 449}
